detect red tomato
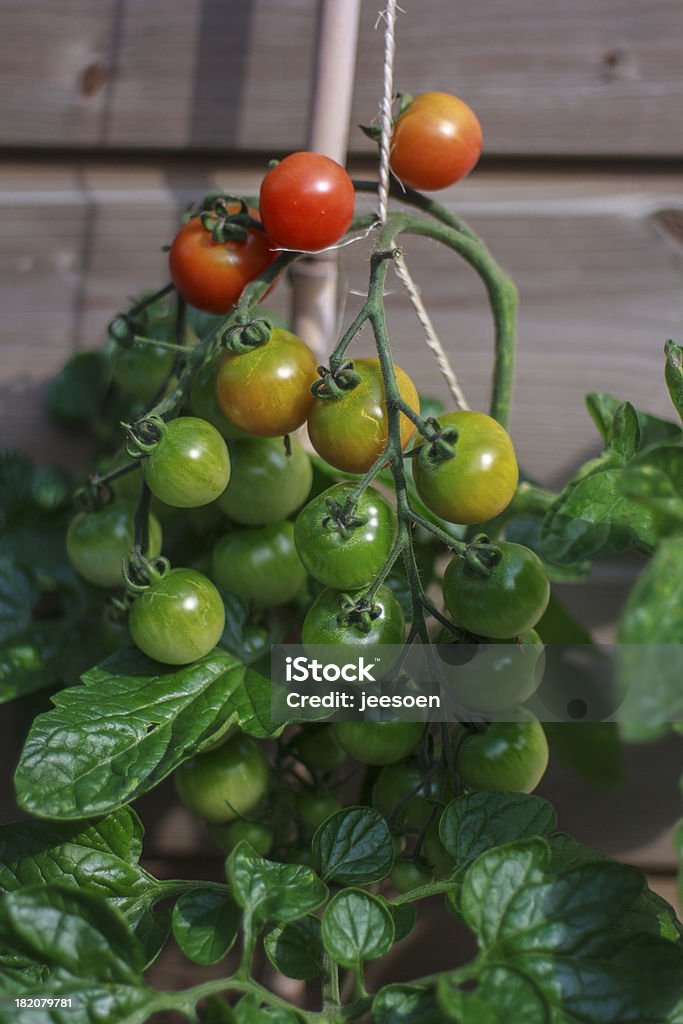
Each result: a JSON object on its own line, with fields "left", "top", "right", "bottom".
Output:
{"left": 390, "top": 92, "right": 483, "bottom": 191}
{"left": 259, "top": 152, "right": 355, "bottom": 252}
{"left": 169, "top": 208, "right": 275, "bottom": 314}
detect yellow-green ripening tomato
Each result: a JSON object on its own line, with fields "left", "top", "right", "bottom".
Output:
{"left": 412, "top": 411, "right": 518, "bottom": 524}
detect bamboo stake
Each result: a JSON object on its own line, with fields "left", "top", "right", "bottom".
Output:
{"left": 290, "top": 0, "right": 362, "bottom": 358}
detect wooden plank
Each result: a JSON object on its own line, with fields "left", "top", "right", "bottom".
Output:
{"left": 1, "top": 163, "right": 682, "bottom": 483}
{"left": 1, "top": 1, "right": 682, "bottom": 156}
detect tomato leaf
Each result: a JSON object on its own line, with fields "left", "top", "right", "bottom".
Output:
{"left": 540, "top": 448, "right": 657, "bottom": 564}
{"left": 607, "top": 401, "right": 641, "bottom": 460}
{"left": 225, "top": 666, "right": 283, "bottom": 738}
{"left": 548, "top": 832, "right": 683, "bottom": 942}
{"left": 321, "top": 888, "right": 394, "bottom": 968}
{"left": 233, "top": 995, "right": 300, "bottom": 1024}
{"left": 586, "top": 392, "right": 681, "bottom": 449}
{"left": 0, "top": 885, "right": 160, "bottom": 1023}
{"left": 171, "top": 887, "right": 240, "bottom": 965}
{"left": 665, "top": 340, "right": 683, "bottom": 423}
{"left": 226, "top": 842, "right": 327, "bottom": 931}
{"left": 379, "top": 898, "right": 416, "bottom": 943}
{"left": 0, "top": 556, "right": 37, "bottom": 644}
{"left": 0, "top": 806, "right": 179, "bottom": 965}
{"left": 47, "top": 351, "right": 113, "bottom": 428}
{"left": 439, "top": 791, "right": 557, "bottom": 868}
{"left": 618, "top": 442, "right": 683, "bottom": 538}
{"left": 264, "top": 915, "right": 324, "bottom": 980}
{"left": 372, "top": 984, "right": 443, "bottom": 1023}
{"left": 312, "top": 806, "right": 394, "bottom": 885}
{"left": 617, "top": 536, "right": 683, "bottom": 732}
{"left": 14, "top": 648, "right": 246, "bottom": 818}
{"left": 437, "top": 965, "right": 549, "bottom": 1023}
{"left": 456, "top": 838, "right": 683, "bottom": 1023}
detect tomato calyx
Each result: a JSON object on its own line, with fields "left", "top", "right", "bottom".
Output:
{"left": 462, "top": 533, "right": 503, "bottom": 580}
{"left": 321, "top": 495, "right": 369, "bottom": 538}
{"left": 123, "top": 415, "right": 167, "bottom": 458}
{"left": 311, "top": 359, "right": 362, "bottom": 400}
{"left": 195, "top": 194, "right": 264, "bottom": 244}
{"left": 336, "top": 592, "right": 382, "bottom": 634}
{"left": 221, "top": 316, "right": 273, "bottom": 355}
{"left": 413, "top": 417, "right": 459, "bottom": 469}
{"left": 123, "top": 550, "right": 171, "bottom": 595}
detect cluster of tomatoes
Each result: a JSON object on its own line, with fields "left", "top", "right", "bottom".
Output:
{"left": 64, "top": 92, "right": 553, "bottom": 876}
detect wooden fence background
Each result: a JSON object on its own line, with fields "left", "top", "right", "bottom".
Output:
{"left": 1, "top": 0, "right": 682, "bottom": 993}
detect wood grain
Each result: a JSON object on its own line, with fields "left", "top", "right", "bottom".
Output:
{"left": 0, "top": 0, "right": 682, "bottom": 156}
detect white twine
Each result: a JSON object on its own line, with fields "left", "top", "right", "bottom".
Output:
{"left": 376, "top": 2, "right": 398, "bottom": 226}
{"left": 375, "top": 2, "right": 469, "bottom": 410}
{"left": 393, "top": 256, "right": 470, "bottom": 409}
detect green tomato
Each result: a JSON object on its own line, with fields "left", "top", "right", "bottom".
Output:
{"left": 111, "top": 341, "right": 175, "bottom": 403}
{"left": 390, "top": 858, "right": 433, "bottom": 893}
{"left": 216, "top": 437, "right": 312, "bottom": 525}
{"left": 423, "top": 821, "right": 454, "bottom": 879}
{"left": 293, "top": 725, "right": 347, "bottom": 771}
{"left": 99, "top": 605, "right": 130, "bottom": 653}
{"left": 174, "top": 734, "right": 269, "bottom": 824}
{"left": 333, "top": 721, "right": 423, "bottom": 766}
{"left": 373, "top": 761, "right": 449, "bottom": 832}
{"left": 298, "top": 792, "right": 343, "bottom": 832}
{"left": 189, "top": 356, "right": 250, "bottom": 440}
{"left": 143, "top": 417, "right": 230, "bottom": 508}
{"left": 294, "top": 483, "right": 397, "bottom": 590}
{"left": 302, "top": 585, "right": 405, "bottom": 648}
{"left": 437, "top": 629, "right": 545, "bottom": 714}
{"left": 442, "top": 542, "right": 550, "bottom": 639}
{"left": 211, "top": 521, "right": 307, "bottom": 609}
{"left": 225, "top": 819, "right": 273, "bottom": 855}
{"left": 67, "top": 500, "right": 162, "bottom": 588}
{"left": 129, "top": 567, "right": 225, "bottom": 665}
{"left": 457, "top": 713, "right": 549, "bottom": 794}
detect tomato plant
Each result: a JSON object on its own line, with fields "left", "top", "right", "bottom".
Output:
{"left": 169, "top": 207, "right": 274, "bottom": 314}
{"left": 390, "top": 91, "right": 483, "bottom": 191}
{"left": 442, "top": 541, "right": 550, "bottom": 638}
{"left": 5, "top": 30, "right": 682, "bottom": 1024}
{"left": 259, "top": 151, "right": 355, "bottom": 251}
{"left": 142, "top": 416, "right": 231, "bottom": 508}
{"left": 412, "top": 410, "right": 518, "bottom": 524}
{"left": 307, "top": 357, "right": 420, "bottom": 472}
{"left": 216, "top": 326, "right": 318, "bottom": 437}
{"left": 294, "top": 483, "right": 397, "bottom": 589}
